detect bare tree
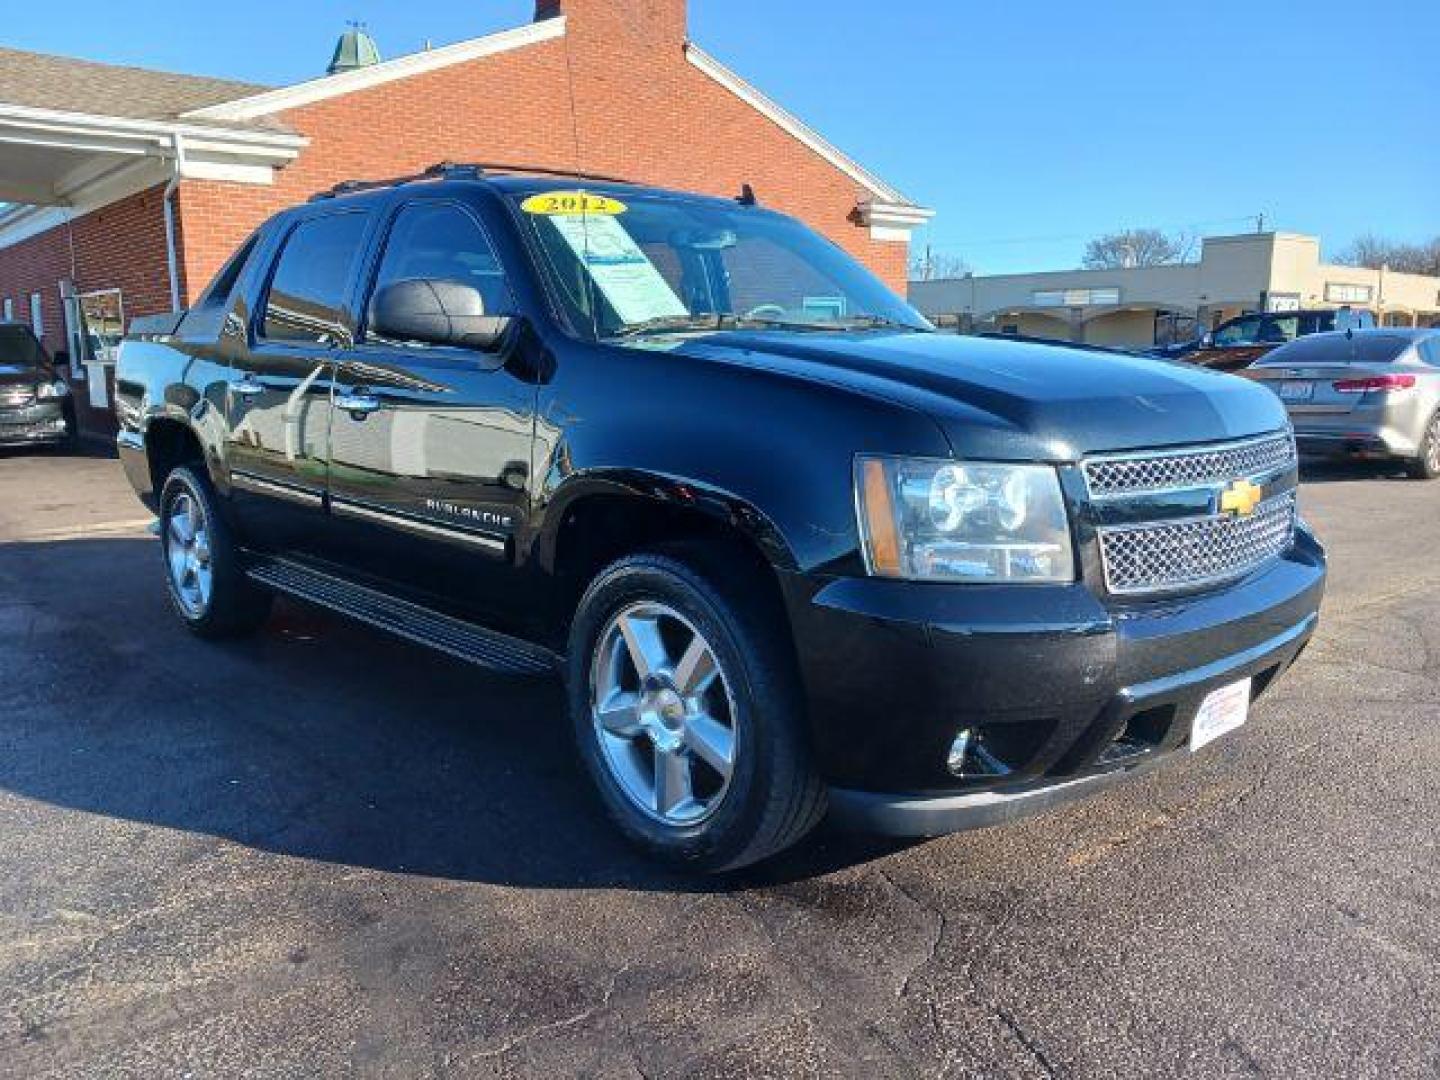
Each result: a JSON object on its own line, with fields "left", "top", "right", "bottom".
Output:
{"left": 1334, "top": 234, "right": 1440, "bottom": 276}
{"left": 909, "top": 249, "right": 971, "bottom": 282}
{"left": 1081, "top": 228, "right": 1192, "bottom": 270}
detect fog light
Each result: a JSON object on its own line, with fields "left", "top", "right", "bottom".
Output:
{"left": 947, "top": 729, "right": 974, "bottom": 777}
{"left": 946, "top": 727, "right": 1011, "bottom": 778}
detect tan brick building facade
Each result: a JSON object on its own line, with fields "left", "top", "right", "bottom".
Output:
{"left": 0, "top": 0, "right": 928, "bottom": 433}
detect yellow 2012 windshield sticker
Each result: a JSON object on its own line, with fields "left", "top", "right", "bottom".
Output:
{"left": 521, "top": 191, "right": 627, "bottom": 216}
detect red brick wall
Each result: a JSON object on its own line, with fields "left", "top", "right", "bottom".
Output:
{"left": 0, "top": 185, "right": 177, "bottom": 433}
{"left": 0, "top": 185, "right": 177, "bottom": 354}
{"left": 177, "top": 0, "right": 908, "bottom": 296}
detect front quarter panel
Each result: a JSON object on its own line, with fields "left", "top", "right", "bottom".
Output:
{"left": 531, "top": 339, "right": 952, "bottom": 576}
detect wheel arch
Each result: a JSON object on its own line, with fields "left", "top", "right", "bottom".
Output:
{"left": 143, "top": 414, "right": 208, "bottom": 495}
{"left": 536, "top": 472, "right": 798, "bottom": 643}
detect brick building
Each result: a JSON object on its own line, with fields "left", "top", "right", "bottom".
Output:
{"left": 0, "top": 0, "right": 930, "bottom": 434}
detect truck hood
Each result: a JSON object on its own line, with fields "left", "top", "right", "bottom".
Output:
{"left": 675, "top": 330, "right": 1289, "bottom": 460}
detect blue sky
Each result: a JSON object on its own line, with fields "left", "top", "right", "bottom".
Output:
{"left": 6, "top": 0, "right": 1436, "bottom": 273}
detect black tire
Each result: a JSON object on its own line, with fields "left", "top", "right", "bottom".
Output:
{"left": 158, "top": 465, "right": 272, "bottom": 638}
{"left": 1405, "top": 412, "right": 1440, "bottom": 480}
{"left": 56, "top": 400, "right": 80, "bottom": 453}
{"left": 567, "top": 549, "right": 826, "bottom": 873}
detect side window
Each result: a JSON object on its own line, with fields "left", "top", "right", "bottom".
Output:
{"left": 1258, "top": 314, "right": 1299, "bottom": 343}
{"left": 366, "top": 202, "right": 514, "bottom": 341}
{"left": 1421, "top": 339, "right": 1440, "bottom": 367}
{"left": 262, "top": 214, "right": 368, "bottom": 344}
{"left": 1213, "top": 314, "right": 1260, "bottom": 346}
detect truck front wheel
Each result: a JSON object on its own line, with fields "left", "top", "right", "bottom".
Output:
{"left": 158, "top": 465, "right": 272, "bottom": 638}
{"left": 567, "top": 550, "right": 825, "bottom": 873}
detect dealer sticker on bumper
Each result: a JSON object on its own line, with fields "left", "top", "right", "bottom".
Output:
{"left": 1190, "top": 678, "right": 1252, "bottom": 752}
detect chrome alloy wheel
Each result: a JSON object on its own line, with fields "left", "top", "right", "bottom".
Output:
{"left": 590, "top": 601, "right": 739, "bottom": 827}
{"left": 1426, "top": 418, "right": 1440, "bottom": 474}
{"left": 165, "top": 490, "right": 214, "bottom": 618}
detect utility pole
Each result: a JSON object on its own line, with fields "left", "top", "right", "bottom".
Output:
{"left": 1255, "top": 213, "right": 1266, "bottom": 234}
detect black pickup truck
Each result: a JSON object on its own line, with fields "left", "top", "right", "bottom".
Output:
{"left": 116, "top": 164, "right": 1326, "bottom": 871}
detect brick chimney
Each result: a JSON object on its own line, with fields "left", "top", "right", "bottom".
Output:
{"left": 534, "top": 0, "right": 687, "bottom": 48}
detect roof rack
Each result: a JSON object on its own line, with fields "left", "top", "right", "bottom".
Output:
{"left": 309, "top": 161, "right": 632, "bottom": 201}
{"left": 461, "top": 162, "right": 633, "bottom": 184}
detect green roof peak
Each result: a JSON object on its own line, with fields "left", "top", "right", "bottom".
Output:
{"left": 328, "top": 23, "right": 381, "bottom": 75}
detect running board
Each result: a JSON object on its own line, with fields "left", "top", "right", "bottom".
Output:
{"left": 247, "top": 558, "right": 559, "bottom": 677}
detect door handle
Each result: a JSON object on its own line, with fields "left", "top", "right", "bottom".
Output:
{"left": 231, "top": 374, "right": 264, "bottom": 397}
{"left": 335, "top": 391, "right": 381, "bottom": 417}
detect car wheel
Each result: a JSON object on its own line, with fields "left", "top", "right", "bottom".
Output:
{"left": 159, "top": 465, "right": 272, "bottom": 638}
{"left": 567, "top": 550, "right": 826, "bottom": 872}
{"left": 1406, "top": 413, "right": 1440, "bottom": 480}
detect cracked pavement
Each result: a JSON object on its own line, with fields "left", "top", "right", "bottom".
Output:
{"left": 1, "top": 448, "right": 1437, "bottom": 1078}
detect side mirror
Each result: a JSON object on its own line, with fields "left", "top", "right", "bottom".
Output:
{"left": 371, "top": 279, "right": 511, "bottom": 352}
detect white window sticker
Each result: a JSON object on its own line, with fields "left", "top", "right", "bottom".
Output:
{"left": 548, "top": 213, "right": 688, "bottom": 326}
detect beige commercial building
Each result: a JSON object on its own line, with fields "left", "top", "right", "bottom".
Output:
{"left": 909, "top": 231, "right": 1440, "bottom": 349}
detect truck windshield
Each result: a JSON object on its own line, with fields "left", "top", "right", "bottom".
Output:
{"left": 0, "top": 325, "right": 46, "bottom": 373}
{"left": 510, "top": 190, "right": 931, "bottom": 340}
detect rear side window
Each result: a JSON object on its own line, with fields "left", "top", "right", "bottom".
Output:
{"left": 195, "top": 233, "right": 260, "bottom": 311}
{"left": 262, "top": 213, "right": 368, "bottom": 344}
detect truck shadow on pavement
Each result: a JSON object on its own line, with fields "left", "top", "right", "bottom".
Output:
{"left": 0, "top": 537, "right": 912, "bottom": 893}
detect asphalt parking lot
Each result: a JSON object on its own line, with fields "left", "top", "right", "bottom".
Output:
{"left": 1, "top": 447, "right": 1437, "bottom": 1079}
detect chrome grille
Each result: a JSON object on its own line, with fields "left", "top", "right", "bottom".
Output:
{"left": 1084, "top": 432, "right": 1296, "bottom": 497}
{"left": 1099, "top": 492, "right": 1297, "bottom": 595}
{"left": 0, "top": 386, "right": 35, "bottom": 408}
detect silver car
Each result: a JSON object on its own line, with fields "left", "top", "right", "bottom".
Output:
{"left": 1247, "top": 328, "right": 1440, "bottom": 479}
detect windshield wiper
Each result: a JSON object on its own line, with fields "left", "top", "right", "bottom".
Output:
{"left": 827, "top": 315, "right": 930, "bottom": 332}
{"left": 609, "top": 313, "right": 924, "bottom": 340}
{"left": 609, "top": 314, "right": 740, "bottom": 339}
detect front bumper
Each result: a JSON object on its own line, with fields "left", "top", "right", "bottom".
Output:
{"left": 0, "top": 402, "right": 69, "bottom": 446}
{"left": 781, "top": 526, "right": 1326, "bottom": 836}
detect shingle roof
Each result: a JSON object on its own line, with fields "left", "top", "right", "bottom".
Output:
{"left": 0, "top": 46, "right": 294, "bottom": 132}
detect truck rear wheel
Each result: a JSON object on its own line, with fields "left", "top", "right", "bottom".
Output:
{"left": 567, "top": 550, "right": 825, "bottom": 872}
{"left": 159, "top": 465, "right": 272, "bottom": 638}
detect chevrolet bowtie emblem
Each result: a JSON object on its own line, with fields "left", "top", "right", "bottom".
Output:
{"left": 1219, "top": 479, "right": 1263, "bottom": 517}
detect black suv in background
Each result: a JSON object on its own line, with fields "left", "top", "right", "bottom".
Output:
{"left": 0, "top": 321, "right": 75, "bottom": 448}
{"left": 116, "top": 165, "right": 1326, "bottom": 871}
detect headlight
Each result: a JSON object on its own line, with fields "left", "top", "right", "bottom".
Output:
{"left": 36, "top": 380, "right": 69, "bottom": 400}
{"left": 855, "top": 455, "right": 1075, "bottom": 583}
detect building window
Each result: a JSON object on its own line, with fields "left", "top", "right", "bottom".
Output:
{"left": 1033, "top": 287, "right": 1120, "bottom": 307}
{"left": 79, "top": 289, "right": 126, "bottom": 365}
{"left": 1325, "top": 283, "right": 1373, "bottom": 304}
{"left": 30, "top": 292, "right": 43, "bottom": 339}
{"left": 2, "top": 298, "right": 12, "bottom": 321}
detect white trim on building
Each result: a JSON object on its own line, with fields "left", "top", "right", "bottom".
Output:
{"left": 0, "top": 108, "right": 306, "bottom": 250}
{"left": 684, "top": 43, "right": 932, "bottom": 241}
{"left": 182, "top": 18, "right": 568, "bottom": 123}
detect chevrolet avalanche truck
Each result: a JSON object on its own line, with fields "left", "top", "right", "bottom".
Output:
{"left": 116, "top": 164, "right": 1326, "bottom": 871}
{"left": 0, "top": 321, "right": 75, "bottom": 448}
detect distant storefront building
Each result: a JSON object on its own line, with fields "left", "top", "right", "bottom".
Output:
{"left": 0, "top": 0, "right": 931, "bottom": 436}
{"left": 910, "top": 231, "right": 1440, "bottom": 348}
